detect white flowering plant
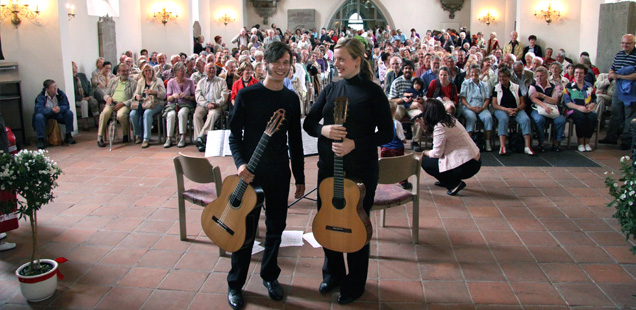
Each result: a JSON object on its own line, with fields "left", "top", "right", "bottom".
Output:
{"left": 0, "top": 150, "right": 62, "bottom": 276}
{"left": 606, "top": 156, "right": 636, "bottom": 254}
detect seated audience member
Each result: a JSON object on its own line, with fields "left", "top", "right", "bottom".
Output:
{"left": 33, "top": 79, "right": 76, "bottom": 149}
{"left": 220, "top": 59, "right": 238, "bottom": 99}
{"left": 445, "top": 55, "right": 466, "bottom": 93}
{"left": 130, "top": 64, "right": 166, "bottom": 148}
{"left": 194, "top": 35, "right": 205, "bottom": 54}
{"left": 97, "top": 63, "right": 137, "bottom": 147}
{"left": 511, "top": 61, "right": 534, "bottom": 98}
{"left": 480, "top": 55, "right": 497, "bottom": 89}
{"left": 153, "top": 53, "right": 169, "bottom": 74}
{"left": 564, "top": 64, "right": 598, "bottom": 152}
{"left": 420, "top": 55, "right": 441, "bottom": 92}
{"left": 543, "top": 47, "right": 556, "bottom": 65}
{"left": 148, "top": 52, "right": 158, "bottom": 66}
{"left": 390, "top": 60, "right": 424, "bottom": 151}
{"left": 503, "top": 31, "right": 523, "bottom": 61}
{"left": 426, "top": 66, "right": 459, "bottom": 114}
{"left": 549, "top": 62, "right": 569, "bottom": 94}
{"left": 564, "top": 63, "right": 575, "bottom": 82}
{"left": 162, "top": 55, "right": 181, "bottom": 81}
{"left": 418, "top": 99, "right": 481, "bottom": 196}
{"left": 524, "top": 53, "right": 535, "bottom": 70}
{"left": 415, "top": 52, "right": 432, "bottom": 78}
{"left": 253, "top": 61, "right": 266, "bottom": 82}
{"left": 492, "top": 66, "right": 534, "bottom": 155}
{"left": 190, "top": 56, "right": 207, "bottom": 87}
{"left": 528, "top": 66, "right": 566, "bottom": 152}
{"left": 579, "top": 55, "right": 597, "bottom": 84}
{"left": 487, "top": 32, "right": 500, "bottom": 56}
{"left": 72, "top": 61, "right": 99, "bottom": 130}
{"left": 579, "top": 52, "right": 600, "bottom": 76}
{"left": 185, "top": 55, "right": 196, "bottom": 78}
{"left": 91, "top": 57, "right": 105, "bottom": 83}
{"left": 92, "top": 61, "right": 115, "bottom": 103}
{"left": 291, "top": 53, "right": 309, "bottom": 113}
{"left": 523, "top": 35, "right": 543, "bottom": 59}
{"left": 193, "top": 63, "right": 228, "bottom": 152}
{"left": 555, "top": 50, "right": 571, "bottom": 68}
{"left": 112, "top": 54, "right": 126, "bottom": 75}
{"left": 531, "top": 57, "right": 543, "bottom": 72}
{"left": 231, "top": 61, "right": 259, "bottom": 105}
{"left": 125, "top": 57, "right": 139, "bottom": 76}
{"left": 164, "top": 63, "right": 196, "bottom": 148}
{"left": 460, "top": 64, "right": 493, "bottom": 151}
{"left": 384, "top": 55, "right": 402, "bottom": 95}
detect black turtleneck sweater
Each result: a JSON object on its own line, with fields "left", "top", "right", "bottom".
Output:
{"left": 303, "top": 74, "right": 393, "bottom": 172}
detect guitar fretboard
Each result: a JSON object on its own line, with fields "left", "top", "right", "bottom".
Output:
{"left": 334, "top": 155, "right": 344, "bottom": 199}
{"left": 230, "top": 133, "right": 270, "bottom": 206}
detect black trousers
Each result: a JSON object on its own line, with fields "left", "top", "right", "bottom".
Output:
{"left": 227, "top": 169, "right": 291, "bottom": 290}
{"left": 421, "top": 157, "right": 481, "bottom": 189}
{"left": 317, "top": 165, "right": 378, "bottom": 298}
{"left": 569, "top": 110, "right": 597, "bottom": 139}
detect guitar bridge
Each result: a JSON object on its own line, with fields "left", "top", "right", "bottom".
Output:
{"left": 212, "top": 216, "right": 235, "bottom": 235}
{"left": 326, "top": 225, "right": 352, "bottom": 233}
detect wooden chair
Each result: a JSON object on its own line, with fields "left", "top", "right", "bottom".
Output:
{"left": 371, "top": 152, "right": 423, "bottom": 243}
{"left": 173, "top": 152, "right": 225, "bottom": 256}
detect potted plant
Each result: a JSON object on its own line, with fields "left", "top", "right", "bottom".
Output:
{"left": 0, "top": 149, "right": 63, "bottom": 302}
{"left": 605, "top": 155, "right": 636, "bottom": 254}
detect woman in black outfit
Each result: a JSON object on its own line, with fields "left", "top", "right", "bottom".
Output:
{"left": 303, "top": 37, "right": 394, "bottom": 304}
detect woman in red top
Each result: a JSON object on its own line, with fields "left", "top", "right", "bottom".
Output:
{"left": 426, "top": 67, "right": 459, "bottom": 114}
{"left": 231, "top": 61, "right": 259, "bottom": 105}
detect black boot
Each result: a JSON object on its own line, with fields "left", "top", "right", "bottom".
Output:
{"left": 65, "top": 133, "right": 76, "bottom": 144}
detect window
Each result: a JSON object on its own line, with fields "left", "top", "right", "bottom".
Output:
{"left": 329, "top": 0, "right": 388, "bottom": 33}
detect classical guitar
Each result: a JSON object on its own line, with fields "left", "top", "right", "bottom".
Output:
{"left": 201, "top": 109, "right": 286, "bottom": 252}
{"left": 312, "top": 97, "right": 371, "bottom": 253}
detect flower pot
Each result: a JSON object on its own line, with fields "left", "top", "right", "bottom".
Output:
{"left": 15, "top": 259, "right": 58, "bottom": 302}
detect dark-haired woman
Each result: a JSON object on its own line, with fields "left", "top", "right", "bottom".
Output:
{"left": 418, "top": 99, "right": 481, "bottom": 196}
{"left": 304, "top": 37, "right": 393, "bottom": 304}
{"left": 563, "top": 64, "right": 597, "bottom": 152}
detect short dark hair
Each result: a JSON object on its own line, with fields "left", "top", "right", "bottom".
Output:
{"left": 401, "top": 60, "right": 415, "bottom": 71}
{"left": 580, "top": 51, "right": 590, "bottom": 57}
{"left": 528, "top": 35, "right": 537, "bottom": 41}
{"left": 574, "top": 63, "right": 588, "bottom": 75}
{"left": 140, "top": 49, "right": 148, "bottom": 55}
{"left": 264, "top": 41, "right": 292, "bottom": 64}
{"left": 43, "top": 79, "right": 55, "bottom": 89}
{"left": 103, "top": 61, "right": 112, "bottom": 67}
{"left": 422, "top": 98, "right": 455, "bottom": 134}
{"left": 412, "top": 77, "right": 425, "bottom": 89}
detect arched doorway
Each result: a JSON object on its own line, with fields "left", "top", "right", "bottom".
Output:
{"left": 328, "top": 0, "right": 389, "bottom": 33}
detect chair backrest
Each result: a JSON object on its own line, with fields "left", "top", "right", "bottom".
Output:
{"left": 377, "top": 152, "right": 423, "bottom": 193}
{"left": 174, "top": 152, "right": 223, "bottom": 193}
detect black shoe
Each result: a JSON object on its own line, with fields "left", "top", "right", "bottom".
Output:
{"left": 263, "top": 280, "right": 283, "bottom": 301}
{"left": 65, "top": 134, "right": 76, "bottom": 145}
{"left": 537, "top": 145, "right": 546, "bottom": 153}
{"left": 447, "top": 181, "right": 466, "bottom": 196}
{"left": 197, "top": 144, "right": 205, "bottom": 152}
{"left": 400, "top": 182, "right": 413, "bottom": 190}
{"left": 552, "top": 145, "right": 561, "bottom": 152}
{"left": 337, "top": 292, "right": 363, "bottom": 305}
{"left": 122, "top": 135, "right": 129, "bottom": 143}
{"left": 195, "top": 136, "right": 204, "bottom": 148}
{"left": 227, "top": 288, "right": 244, "bottom": 310}
{"left": 619, "top": 143, "right": 631, "bottom": 150}
{"left": 319, "top": 279, "right": 341, "bottom": 293}
{"left": 97, "top": 139, "right": 106, "bottom": 148}
{"left": 599, "top": 138, "right": 617, "bottom": 145}
{"left": 36, "top": 139, "right": 46, "bottom": 150}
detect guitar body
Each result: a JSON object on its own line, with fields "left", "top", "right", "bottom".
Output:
{"left": 312, "top": 177, "right": 371, "bottom": 253}
{"left": 201, "top": 175, "right": 264, "bottom": 252}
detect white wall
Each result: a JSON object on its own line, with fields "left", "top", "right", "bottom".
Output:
{"left": 68, "top": 0, "right": 100, "bottom": 75}
{"left": 116, "top": 1, "right": 142, "bottom": 58}
{"left": 471, "top": 0, "right": 508, "bottom": 45}
{"left": 140, "top": 0, "right": 192, "bottom": 57}
{"left": 209, "top": 0, "right": 244, "bottom": 51}
{"left": 0, "top": 0, "right": 71, "bottom": 138}
{"left": 244, "top": 0, "right": 470, "bottom": 34}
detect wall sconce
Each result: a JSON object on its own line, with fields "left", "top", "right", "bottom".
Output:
{"left": 535, "top": 3, "right": 560, "bottom": 25}
{"left": 66, "top": 3, "right": 75, "bottom": 21}
{"left": 154, "top": 6, "right": 177, "bottom": 26}
{"left": 479, "top": 11, "right": 495, "bottom": 25}
{"left": 217, "top": 11, "right": 234, "bottom": 26}
{"left": 0, "top": 0, "right": 40, "bottom": 28}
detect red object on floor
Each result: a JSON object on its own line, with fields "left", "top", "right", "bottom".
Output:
{"left": 0, "top": 190, "right": 18, "bottom": 233}
{"left": 6, "top": 126, "right": 17, "bottom": 155}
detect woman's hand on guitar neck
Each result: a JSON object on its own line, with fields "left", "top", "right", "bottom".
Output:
{"left": 332, "top": 138, "right": 355, "bottom": 157}
{"left": 237, "top": 164, "right": 254, "bottom": 184}
{"left": 321, "top": 125, "right": 347, "bottom": 141}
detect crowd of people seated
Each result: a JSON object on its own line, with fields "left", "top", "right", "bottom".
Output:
{"left": 38, "top": 23, "right": 635, "bottom": 155}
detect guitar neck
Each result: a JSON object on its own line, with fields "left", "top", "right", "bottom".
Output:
{"left": 231, "top": 132, "right": 270, "bottom": 203}
{"left": 333, "top": 155, "right": 344, "bottom": 199}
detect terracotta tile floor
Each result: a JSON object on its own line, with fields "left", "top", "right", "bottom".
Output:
{"left": 1, "top": 131, "right": 636, "bottom": 309}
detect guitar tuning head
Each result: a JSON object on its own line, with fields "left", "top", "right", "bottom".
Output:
{"left": 265, "top": 109, "right": 287, "bottom": 136}
{"left": 334, "top": 97, "right": 349, "bottom": 125}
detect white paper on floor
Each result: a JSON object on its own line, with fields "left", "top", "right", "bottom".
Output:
{"left": 252, "top": 241, "right": 265, "bottom": 255}
{"left": 280, "top": 230, "right": 304, "bottom": 247}
{"left": 302, "top": 232, "right": 322, "bottom": 248}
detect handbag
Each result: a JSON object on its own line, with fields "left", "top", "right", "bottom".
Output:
{"left": 532, "top": 103, "right": 560, "bottom": 119}
{"left": 141, "top": 95, "right": 156, "bottom": 110}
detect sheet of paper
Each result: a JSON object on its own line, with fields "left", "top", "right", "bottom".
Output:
{"left": 280, "top": 230, "right": 304, "bottom": 247}
{"left": 251, "top": 241, "right": 264, "bottom": 255}
{"left": 302, "top": 232, "right": 322, "bottom": 248}
{"left": 204, "top": 130, "right": 229, "bottom": 157}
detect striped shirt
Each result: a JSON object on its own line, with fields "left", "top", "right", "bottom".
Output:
{"left": 388, "top": 76, "right": 414, "bottom": 100}
{"left": 610, "top": 48, "right": 636, "bottom": 72}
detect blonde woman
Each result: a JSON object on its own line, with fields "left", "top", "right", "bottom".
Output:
{"left": 130, "top": 64, "right": 166, "bottom": 148}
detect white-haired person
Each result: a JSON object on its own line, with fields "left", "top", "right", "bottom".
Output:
{"left": 163, "top": 62, "right": 195, "bottom": 148}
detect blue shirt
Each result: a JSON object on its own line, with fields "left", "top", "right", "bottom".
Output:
{"left": 420, "top": 70, "right": 437, "bottom": 92}
{"left": 460, "top": 79, "right": 489, "bottom": 108}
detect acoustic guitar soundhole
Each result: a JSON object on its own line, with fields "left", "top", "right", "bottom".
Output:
{"left": 332, "top": 197, "right": 346, "bottom": 210}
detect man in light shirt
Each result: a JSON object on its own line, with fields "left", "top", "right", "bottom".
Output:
{"left": 193, "top": 63, "right": 228, "bottom": 152}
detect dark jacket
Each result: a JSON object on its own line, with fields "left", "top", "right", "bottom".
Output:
{"left": 73, "top": 72, "right": 94, "bottom": 101}
{"left": 522, "top": 45, "right": 543, "bottom": 61}
{"left": 34, "top": 89, "right": 70, "bottom": 116}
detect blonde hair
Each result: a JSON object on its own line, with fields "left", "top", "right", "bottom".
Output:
{"left": 334, "top": 37, "right": 373, "bottom": 80}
